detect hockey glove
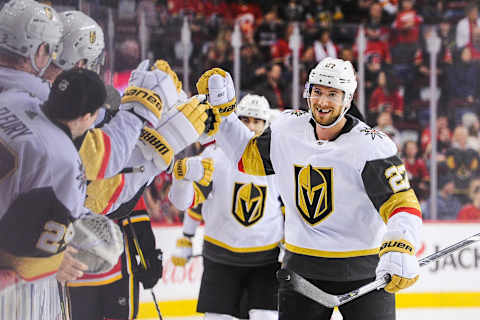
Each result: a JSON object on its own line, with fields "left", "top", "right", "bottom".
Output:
{"left": 137, "top": 126, "right": 174, "bottom": 171}
{"left": 156, "top": 96, "right": 214, "bottom": 154}
{"left": 376, "top": 236, "right": 419, "bottom": 293}
{"left": 173, "top": 157, "right": 214, "bottom": 186}
{"left": 151, "top": 60, "right": 182, "bottom": 94}
{"left": 196, "top": 68, "right": 236, "bottom": 117}
{"left": 171, "top": 236, "right": 193, "bottom": 267}
{"left": 120, "top": 60, "right": 180, "bottom": 127}
{"left": 137, "top": 249, "right": 163, "bottom": 289}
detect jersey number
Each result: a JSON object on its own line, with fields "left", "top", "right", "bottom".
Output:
{"left": 0, "top": 138, "right": 17, "bottom": 182}
{"left": 385, "top": 164, "right": 410, "bottom": 193}
{"left": 36, "top": 221, "right": 74, "bottom": 254}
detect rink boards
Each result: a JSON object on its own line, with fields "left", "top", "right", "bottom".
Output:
{"left": 137, "top": 222, "right": 480, "bottom": 318}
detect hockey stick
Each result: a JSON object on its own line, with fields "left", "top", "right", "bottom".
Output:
{"left": 57, "top": 281, "right": 72, "bottom": 320}
{"left": 277, "top": 232, "right": 480, "bottom": 308}
{"left": 126, "top": 215, "right": 163, "bottom": 320}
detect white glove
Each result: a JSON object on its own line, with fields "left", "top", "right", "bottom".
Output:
{"left": 156, "top": 96, "right": 214, "bottom": 154}
{"left": 375, "top": 230, "right": 420, "bottom": 293}
{"left": 171, "top": 236, "right": 193, "bottom": 267}
{"left": 196, "top": 68, "right": 236, "bottom": 116}
{"left": 173, "top": 157, "right": 214, "bottom": 186}
{"left": 136, "top": 127, "right": 174, "bottom": 172}
{"left": 120, "top": 60, "right": 179, "bottom": 128}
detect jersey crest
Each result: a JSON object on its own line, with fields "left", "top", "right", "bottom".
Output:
{"left": 285, "top": 109, "right": 306, "bottom": 117}
{"left": 360, "top": 127, "right": 385, "bottom": 140}
{"left": 231, "top": 182, "right": 267, "bottom": 227}
{"left": 295, "top": 164, "right": 334, "bottom": 225}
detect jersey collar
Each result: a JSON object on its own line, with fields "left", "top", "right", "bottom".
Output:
{"left": 0, "top": 67, "right": 50, "bottom": 102}
{"left": 309, "top": 114, "right": 359, "bottom": 142}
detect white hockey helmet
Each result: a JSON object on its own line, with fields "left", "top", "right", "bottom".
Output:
{"left": 0, "top": 0, "right": 63, "bottom": 75}
{"left": 54, "top": 11, "right": 105, "bottom": 73}
{"left": 236, "top": 94, "right": 271, "bottom": 129}
{"left": 303, "top": 57, "right": 357, "bottom": 128}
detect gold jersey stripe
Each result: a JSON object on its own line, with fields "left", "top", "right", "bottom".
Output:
{"left": 240, "top": 139, "right": 267, "bottom": 176}
{"left": 379, "top": 189, "right": 421, "bottom": 224}
{"left": 0, "top": 250, "right": 64, "bottom": 281}
{"left": 85, "top": 174, "right": 124, "bottom": 214}
{"left": 187, "top": 208, "right": 202, "bottom": 221}
{"left": 122, "top": 215, "right": 150, "bottom": 226}
{"left": 285, "top": 242, "right": 379, "bottom": 258}
{"left": 79, "top": 129, "right": 108, "bottom": 180}
{"left": 204, "top": 235, "right": 279, "bottom": 253}
{"left": 67, "top": 273, "right": 122, "bottom": 287}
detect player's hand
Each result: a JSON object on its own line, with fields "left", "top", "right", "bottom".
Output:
{"left": 171, "top": 236, "right": 193, "bottom": 267}
{"left": 120, "top": 60, "right": 180, "bottom": 127}
{"left": 196, "top": 68, "right": 236, "bottom": 117}
{"left": 137, "top": 126, "right": 174, "bottom": 171}
{"left": 173, "top": 157, "right": 214, "bottom": 186}
{"left": 155, "top": 96, "right": 219, "bottom": 154}
{"left": 56, "top": 246, "right": 88, "bottom": 284}
{"left": 375, "top": 239, "right": 419, "bottom": 293}
{"left": 137, "top": 249, "right": 163, "bottom": 289}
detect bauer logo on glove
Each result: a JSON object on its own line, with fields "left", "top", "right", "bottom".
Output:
{"left": 196, "top": 68, "right": 236, "bottom": 117}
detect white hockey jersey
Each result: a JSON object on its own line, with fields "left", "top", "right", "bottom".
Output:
{"left": 0, "top": 83, "right": 87, "bottom": 280}
{"left": 171, "top": 144, "right": 284, "bottom": 266}
{"left": 216, "top": 111, "right": 422, "bottom": 280}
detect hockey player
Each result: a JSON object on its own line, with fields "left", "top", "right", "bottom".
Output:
{"left": 0, "top": 67, "right": 106, "bottom": 286}
{"left": 205, "top": 58, "right": 423, "bottom": 320}
{"left": 169, "top": 94, "right": 284, "bottom": 320}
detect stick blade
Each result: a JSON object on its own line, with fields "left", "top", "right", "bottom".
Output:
{"left": 277, "top": 269, "right": 339, "bottom": 308}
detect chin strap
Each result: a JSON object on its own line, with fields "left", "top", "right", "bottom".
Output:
{"left": 30, "top": 52, "right": 53, "bottom": 78}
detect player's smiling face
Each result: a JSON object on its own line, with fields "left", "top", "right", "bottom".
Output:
{"left": 308, "top": 84, "right": 344, "bottom": 126}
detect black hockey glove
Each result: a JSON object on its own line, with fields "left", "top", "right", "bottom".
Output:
{"left": 137, "top": 249, "right": 163, "bottom": 289}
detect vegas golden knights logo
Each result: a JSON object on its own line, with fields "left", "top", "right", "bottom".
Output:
{"left": 90, "top": 31, "right": 96, "bottom": 44}
{"left": 232, "top": 182, "right": 267, "bottom": 227}
{"left": 295, "top": 165, "right": 333, "bottom": 225}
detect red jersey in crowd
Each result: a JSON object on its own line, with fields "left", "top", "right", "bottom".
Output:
{"left": 457, "top": 204, "right": 480, "bottom": 220}
{"left": 392, "top": 9, "right": 423, "bottom": 44}
{"left": 368, "top": 86, "right": 404, "bottom": 114}
{"left": 404, "top": 158, "right": 429, "bottom": 182}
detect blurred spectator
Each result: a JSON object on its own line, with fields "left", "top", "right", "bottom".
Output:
{"left": 305, "top": 0, "right": 334, "bottom": 29}
{"left": 354, "top": 23, "right": 392, "bottom": 64}
{"left": 113, "top": 39, "right": 141, "bottom": 93}
{"left": 457, "top": 177, "right": 480, "bottom": 220}
{"left": 313, "top": 28, "right": 338, "bottom": 61}
{"left": 231, "top": 0, "right": 263, "bottom": 23}
{"left": 390, "top": 0, "right": 423, "bottom": 88}
{"left": 364, "top": 54, "right": 383, "bottom": 105}
{"left": 462, "top": 112, "right": 480, "bottom": 152}
{"left": 391, "top": 0, "right": 423, "bottom": 45}
{"left": 254, "top": 63, "right": 287, "bottom": 110}
{"left": 378, "top": 0, "right": 399, "bottom": 20}
{"left": 420, "top": 114, "right": 452, "bottom": 156}
{"left": 281, "top": 0, "right": 305, "bottom": 22}
{"left": 373, "top": 111, "right": 401, "bottom": 146}
{"left": 270, "top": 23, "right": 294, "bottom": 64}
{"left": 301, "top": 46, "right": 318, "bottom": 73}
{"left": 446, "top": 46, "right": 479, "bottom": 124}
{"left": 420, "top": 0, "right": 446, "bottom": 24}
{"left": 240, "top": 43, "right": 267, "bottom": 91}
{"left": 368, "top": 71, "right": 404, "bottom": 121}
{"left": 446, "top": 125, "right": 480, "bottom": 204}
{"left": 402, "top": 140, "right": 430, "bottom": 200}
{"left": 255, "top": 8, "right": 283, "bottom": 61}
{"left": 423, "top": 171, "right": 462, "bottom": 220}
{"left": 167, "top": 0, "right": 203, "bottom": 17}
{"left": 455, "top": 2, "right": 480, "bottom": 49}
